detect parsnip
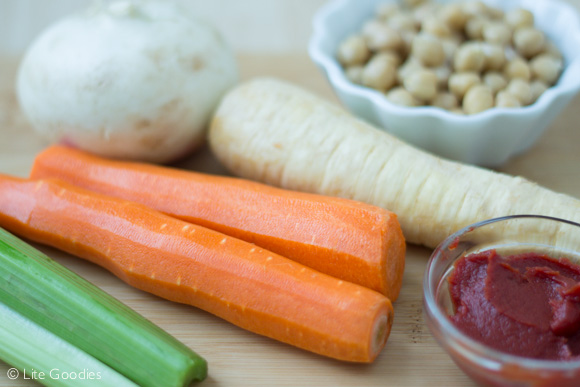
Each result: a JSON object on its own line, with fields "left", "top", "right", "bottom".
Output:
{"left": 209, "top": 78, "right": 580, "bottom": 248}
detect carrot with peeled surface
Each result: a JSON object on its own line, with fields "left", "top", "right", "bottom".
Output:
{"left": 31, "top": 145, "right": 406, "bottom": 300}
{"left": 0, "top": 173, "right": 393, "bottom": 363}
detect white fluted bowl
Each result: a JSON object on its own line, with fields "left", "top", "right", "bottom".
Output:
{"left": 309, "top": 0, "right": 580, "bottom": 167}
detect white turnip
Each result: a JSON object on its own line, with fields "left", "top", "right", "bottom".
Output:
{"left": 18, "top": 0, "right": 238, "bottom": 163}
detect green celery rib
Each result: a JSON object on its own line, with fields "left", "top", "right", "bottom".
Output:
{"left": 0, "top": 228, "right": 207, "bottom": 386}
{"left": 0, "top": 301, "right": 138, "bottom": 387}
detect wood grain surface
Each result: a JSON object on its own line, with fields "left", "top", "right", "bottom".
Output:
{"left": 0, "top": 53, "right": 579, "bottom": 387}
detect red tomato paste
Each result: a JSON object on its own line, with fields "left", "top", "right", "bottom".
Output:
{"left": 448, "top": 250, "right": 580, "bottom": 360}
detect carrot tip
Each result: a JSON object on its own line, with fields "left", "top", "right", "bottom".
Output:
{"left": 371, "top": 311, "right": 392, "bottom": 361}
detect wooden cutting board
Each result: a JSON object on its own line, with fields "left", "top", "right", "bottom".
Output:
{"left": 1, "top": 53, "right": 579, "bottom": 387}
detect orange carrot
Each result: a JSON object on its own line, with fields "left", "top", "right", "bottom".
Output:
{"left": 30, "top": 145, "right": 406, "bottom": 300}
{"left": 0, "top": 173, "right": 393, "bottom": 362}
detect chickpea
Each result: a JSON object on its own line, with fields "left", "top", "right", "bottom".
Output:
{"left": 454, "top": 42, "right": 485, "bottom": 73}
{"left": 337, "top": 35, "right": 370, "bottom": 66}
{"left": 397, "top": 57, "right": 424, "bottom": 84}
{"left": 399, "top": 30, "right": 417, "bottom": 58}
{"left": 487, "top": 7, "right": 504, "bottom": 20}
{"left": 438, "top": 3, "right": 468, "bottom": 30}
{"left": 463, "top": 85, "right": 494, "bottom": 114}
{"left": 482, "top": 22, "right": 512, "bottom": 46}
{"left": 362, "top": 19, "right": 384, "bottom": 39}
{"left": 433, "top": 65, "right": 452, "bottom": 90}
{"left": 504, "top": 46, "right": 519, "bottom": 62}
{"left": 530, "top": 80, "right": 549, "bottom": 103}
{"left": 362, "top": 54, "right": 398, "bottom": 91}
{"left": 506, "top": 78, "right": 533, "bottom": 105}
{"left": 503, "top": 57, "right": 531, "bottom": 81}
{"left": 462, "top": 1, "right": 489, "bottom": 18}
{"left": 481, "top": 43, "right": 506, "bottom": 71}
{"left": 431, "top": 92, "right": 459, "bottom": 110}
{"left": 345, "top": 66, "right": 364, "bottom": 84}
{"left": 450, "top": 108, "right": 465, "bottom": 115}
{"left": 495, "top": 91, "right": 522, "bottom": 108}
{"left": 411, "top": 33, "right": 446, "bottom": 67}
{"left": 404, "top": 69, "right": 438, "bottom": 101}
{"left": 376, "top": 3, "right": 400, "bottom": 21}
{"left": 414, "top": 3, "right": 442, "bottom": 26}
{"left": 465, "top": 17, "right": 487, "bottom": 40}
{"left": 422, "top": 16, "right": 452, "bottom": 38}
{"left": 441, "top": 38, "right": 460, "bottom": 62}
{"left": 513, "top": 27, "right": 546, "bottom": 58}
{"left": 386, "top": 87, "right": 420, "bottom": 106}
{"left": 448, "top": 72, "right": 481, "bottom": 100}
{"left": 388, "top": 12, "right": 418, "bottom": 32}
{"left": 505, "top": 8, "right": 534, "bottom": 30}
{"left": 377, "top": 50, "right": 402, "bottom": 67}
{"left": 365, "top": 24, "right": 403, "bottom": 51}
{"left": 483, "top": 72, "right": 507, "bottom": 94}
{"left": 530, "top": 54, "right": 563, "bottom": 85}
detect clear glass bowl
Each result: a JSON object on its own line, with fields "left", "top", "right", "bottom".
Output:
{"left": 423, "top": 215, "right": 580, "bottom": 387}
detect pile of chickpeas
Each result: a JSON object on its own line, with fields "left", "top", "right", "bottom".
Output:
{"left": 336, "top": 0, "right": 564, "bottom": 114}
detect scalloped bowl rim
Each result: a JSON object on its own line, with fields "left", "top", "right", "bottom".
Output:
{"left": 309, "top": 0, "right": 580, "bottom": 128}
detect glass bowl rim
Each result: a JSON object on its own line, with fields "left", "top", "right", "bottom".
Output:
{"left": 423, "top": 214, "right": 580, "bottom": 371}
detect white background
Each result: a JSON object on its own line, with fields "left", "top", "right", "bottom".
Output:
{"left": 2, "top": 0, "right": 580, "bottom": 55}
{"left": 0, "top": 0, "right": 328, "bottom": 55}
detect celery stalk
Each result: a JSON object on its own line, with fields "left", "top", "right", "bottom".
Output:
{"left": 0, "top": 228, "right": 207, "bottom": 386}
{"left": 0, "top": 302, "right": 138, "bottom": 387}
